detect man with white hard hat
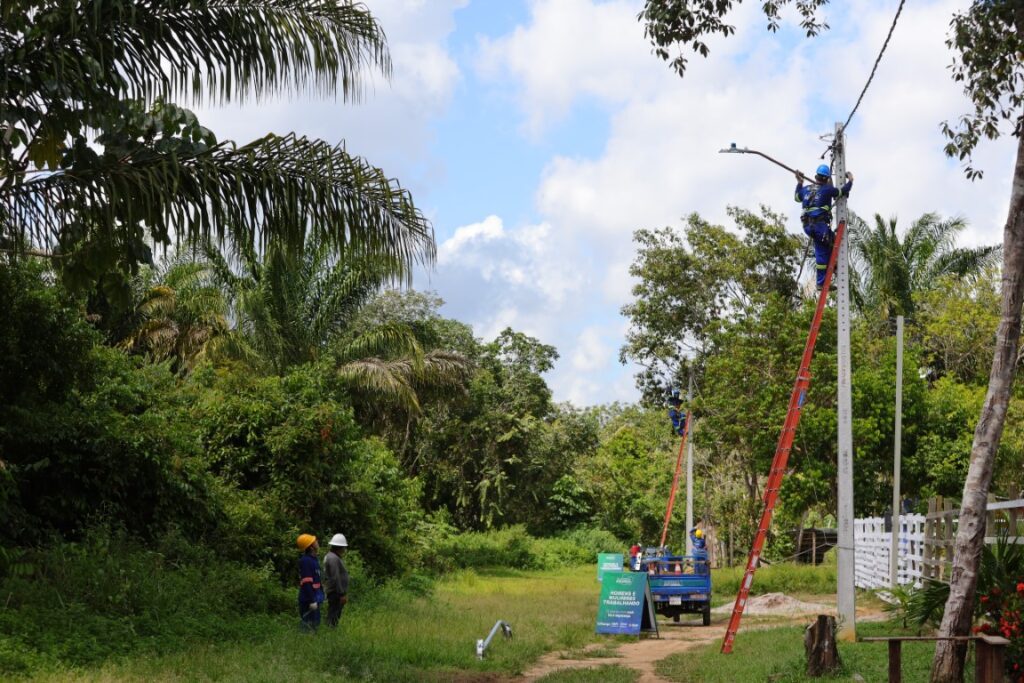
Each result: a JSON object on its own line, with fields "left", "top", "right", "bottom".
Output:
{"left": 324, "top": 532, "right": 350, "bottom": 628}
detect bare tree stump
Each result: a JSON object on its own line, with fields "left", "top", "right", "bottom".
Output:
{"left": 805, "top": 615, "right": 842, "bottom": 677}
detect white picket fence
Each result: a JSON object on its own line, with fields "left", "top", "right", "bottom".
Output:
{"left": 853, "top": 514, "right": 927, "bottom": 590}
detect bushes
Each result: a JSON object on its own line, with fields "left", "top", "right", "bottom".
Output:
{"left": 0, "top": 263, "right": 219, "bottom": 545}
{"left": 713, "top": 562, "right": 838, "bottom": 597}
{"left": 420, "top": 524, "right": 624, "bottom": 572}
{"left": 0, "top": 528, "right": 293, "bottom": 675}
{"left": 193, "top": 364, "right": 423, "bottom": 579}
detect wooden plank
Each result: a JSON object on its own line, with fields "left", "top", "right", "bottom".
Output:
{"left": 985, "top": 498, "right": 1024, "bottom": 511}
{"left": 976, "top": 635, "right": 1008, "bottom": 683}
{"left": 861, "top": 636, "right": 975, "bottom": 642}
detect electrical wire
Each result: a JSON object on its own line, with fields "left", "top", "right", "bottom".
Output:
{"left": 821, "top": 0, "right": 906, "bottom": 159}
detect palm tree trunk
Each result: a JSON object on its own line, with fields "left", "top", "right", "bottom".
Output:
{"left": 930, "top": 132, "right": 1024, "bottom": 683}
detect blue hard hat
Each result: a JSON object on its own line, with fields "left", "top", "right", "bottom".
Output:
{"left": 816, "top": 164, "right": 831, "bottom": 177}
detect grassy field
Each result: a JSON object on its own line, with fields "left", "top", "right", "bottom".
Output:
{"left": 655, "top": 621, "right": 973, "bottom": 683}
{"left": 17, "top": 560, "right": 936, "bottom": 682}
{"left": 33, "top": 566, "right": 605, "bottom": 682}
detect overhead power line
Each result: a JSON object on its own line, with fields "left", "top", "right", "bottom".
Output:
{"left": 822, "top": 0, "right": 907, "bottom": 158}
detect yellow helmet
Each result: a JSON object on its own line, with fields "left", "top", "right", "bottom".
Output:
{"left": 694, "top": 528, "right": 704, "bottom": 539}
{"left": 296, "top": 534, "right": 317, "bottom": 551}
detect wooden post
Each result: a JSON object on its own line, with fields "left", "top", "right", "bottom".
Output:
{"left": 804, "top": 615, "right": 841, "bottom": 676}
{"left": 943, "top": 499, "right": 954, "bottom": 580}
{"left": 812, "top": 530, "right": 818, "bottom": 566}
{"left": 975, "top": 634, "right": 1009, "bottom": 683}
{"left": 887, "top": 640, "right": 902, "bottom": 683}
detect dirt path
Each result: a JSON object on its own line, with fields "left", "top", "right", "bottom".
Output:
{"left": 518, "top": 597, "right": 890, "bottom": 683}
{"left": 519, "top": 615, "right": 727, "bottom": 683}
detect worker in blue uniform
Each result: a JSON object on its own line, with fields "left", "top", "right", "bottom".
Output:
{"left": 296, "top": 534, "right": 325, "bottom": 631}
{"left": 690, "top": 527, "right": 709, "bottom": 575}
{"left": 795, "top": 165, "right": 854, "bottom": 289}
{"left": 666, "top": 388, "right": 687, "bottom": 437}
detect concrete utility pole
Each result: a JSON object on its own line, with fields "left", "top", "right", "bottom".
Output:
{"left": 685, "top": 374, "right": 695, "bottom": 556}
{"left": 833, "top": 122, "right": 857, "bottom": 641}
{"left": 890, "top": 315, "right": 904, "bottom": 588}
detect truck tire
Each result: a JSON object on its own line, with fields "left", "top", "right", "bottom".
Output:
{"left": 702, "top": 604, "right": 711, "bottom": 626}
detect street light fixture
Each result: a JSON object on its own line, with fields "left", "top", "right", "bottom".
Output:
{"left": 719, "top": 143, "right": 819, "bottom": 183}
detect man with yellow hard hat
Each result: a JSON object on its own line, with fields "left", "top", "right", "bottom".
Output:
{"left": 296, "top": 534, "right": 325, "bottom": 631}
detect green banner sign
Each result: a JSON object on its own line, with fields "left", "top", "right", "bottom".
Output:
{"left": 595, "top": 571, "right": 658, "bottom": 636}
{"left": 596, "top": 553, "right": 624, "bottom": 582}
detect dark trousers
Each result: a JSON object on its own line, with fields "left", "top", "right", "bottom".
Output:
{"left": 299, "top": 602, "right": 321, "bottom": 632}
{"left": 804, "top": 221, "right": 834, "bottom": 286}
{"left": 326, "top": 593, "right": 345, "bottom": 627}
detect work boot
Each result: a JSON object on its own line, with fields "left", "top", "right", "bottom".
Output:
{"left": 815, "top": 283, "right": 838, "bottom": 293}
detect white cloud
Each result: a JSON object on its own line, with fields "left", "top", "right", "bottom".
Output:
{"left": 193, "top": 0, "right": 466, "bottom": 195}
{"left": 465, "top": 0, "right": 1015, "bottom": 406}
{"left": 571, "top": 326, "right": 612, "bottom": 372}
{"left": 477, "top": 0, "right": 657, "bottom": 134}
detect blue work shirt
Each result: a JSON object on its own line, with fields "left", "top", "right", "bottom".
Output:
{"left": 795, "top": 178, "right": 853, "bottom": 223}
{"left": 298, "top": 554, "right": 325, "bottom": 606}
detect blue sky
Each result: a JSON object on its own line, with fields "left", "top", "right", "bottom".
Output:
{"left": 197, "top": 0, "right": 1015, "bottom": 406}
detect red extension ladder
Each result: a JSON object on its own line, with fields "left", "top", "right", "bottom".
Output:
{"left": 659, "top": 411, "right": 692, "bottom": 548}
{"left": 720, "top": 220, "right": 847, "bottom": 654}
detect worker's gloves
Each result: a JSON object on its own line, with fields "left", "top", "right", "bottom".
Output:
{"left": 795, "top": 172, "right": 803, "bottom": 183}
{"left": 846, "top": 171, "right": 854, "bottom": 181}
{"left": 309, "top": 603, "right": 319, "bottom": 610}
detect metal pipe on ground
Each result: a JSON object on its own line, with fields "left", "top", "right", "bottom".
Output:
{"left": 476, "top": 620, "right": 513, "bottom": 660}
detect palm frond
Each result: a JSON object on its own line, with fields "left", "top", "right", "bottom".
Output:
{"left": 336, "top": 357, "right": 421, "bottom": 414}
{"left": 2, "top": 133, "right": 435, "bottom": 270}
{"left": 1, "top": 0, "right": 389, "bottom": 108}
{"left": 333, "top": 323, "right": 423, "bottom": 366}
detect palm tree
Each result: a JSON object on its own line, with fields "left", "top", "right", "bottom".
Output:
{"left": 121, "top": 257, "right": 235, "bottom": 373}
{"left": 206, "top": 239, "right": 467, "bottom": 415}
{"left": 0, "top": 1, "right": 433, "bottom": 284}
{"left": 848, "top": 212, "right": 1000, "bottom": 327}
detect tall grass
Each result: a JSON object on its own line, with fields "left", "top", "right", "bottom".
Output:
{"left": 40, "top": 566, "right": 606, "bottom": 682}
{"left": 712, "top": 562, "right": 838, "bottom": 598}
{"left": 655, "top": 621, "right": 967, "bottom": 683}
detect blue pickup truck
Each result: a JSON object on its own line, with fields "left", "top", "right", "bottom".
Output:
{"left": 634, "top": 546, "right": 712, "bottom": 625}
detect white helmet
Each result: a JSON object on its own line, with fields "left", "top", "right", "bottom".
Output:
{"left": 329, "top": 533, "right": 348, "bottom": 548}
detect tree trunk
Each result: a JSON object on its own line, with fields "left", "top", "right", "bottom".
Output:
{"left": 930, "top": 132, "right": 1024, "bottom": 683}
{"left": 805, "top": 615, "right": 842, "bottom": 676}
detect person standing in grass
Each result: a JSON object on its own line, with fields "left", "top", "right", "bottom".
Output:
{"left": 324, "top": 533, "right": 350, "bottom": 628}
{"left": 296, "top": 534, "right": 324, "bottom": 632}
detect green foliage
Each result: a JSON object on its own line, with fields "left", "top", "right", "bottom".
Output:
{"left": 942, "top": 1, "right": 1024, "bottom": 176}
{"left": 656, "top": 621, "right": 940, "bottom": 683}
{"left": 848, "top": 212, "right": 999, "bottom": 330}
{"left": 712, "top": 562, "right": 837, "bottom": 598}
{"left": 0, "top": 528, "right": 293, "bottom": 674}
{"left": 620, "top": 207, "right": 803, "bottom": 400}
{"left": 51, "top": 565, "right": 607, "bottom": 682}
{"left": 638, "top": 0, "right": 830, "bottom": 78}
{"left": 1, "top": 1, "right": 433, "bottom": 290}
{"left": 899, "top": 534, "right": 1024, "bottom": 629}
{"left": 408, "top": 326, "right": 597, "bottom": 532}
{"left": 0, "top": 262, "right": 217, "bottom": 543}
{"left": 917, "top": 271, "right": 1000, "bottom": 385}
{"left": 193, "top": 364, "right": 422, "bottom": 577}
{"left": 417, "top": 524, "right": 624, "bottom": 573}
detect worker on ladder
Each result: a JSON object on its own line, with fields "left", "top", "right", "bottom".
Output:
{"left": 795, "top": 165, "right": 854, "bottom": 290}
{"left": 666, "top": 388, "right": 687, "bottom": 437}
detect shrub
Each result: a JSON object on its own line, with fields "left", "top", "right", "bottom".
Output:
{"left": 0, "top": 528, "right": 292, "bottom": 675}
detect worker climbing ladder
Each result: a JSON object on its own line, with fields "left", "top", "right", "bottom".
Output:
{"left": 720, "top": 219, "right": 847, "bottom": 654}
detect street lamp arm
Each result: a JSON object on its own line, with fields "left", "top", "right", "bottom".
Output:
{"left": 719, "top": 145, "right": 820, "bottom": 184}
